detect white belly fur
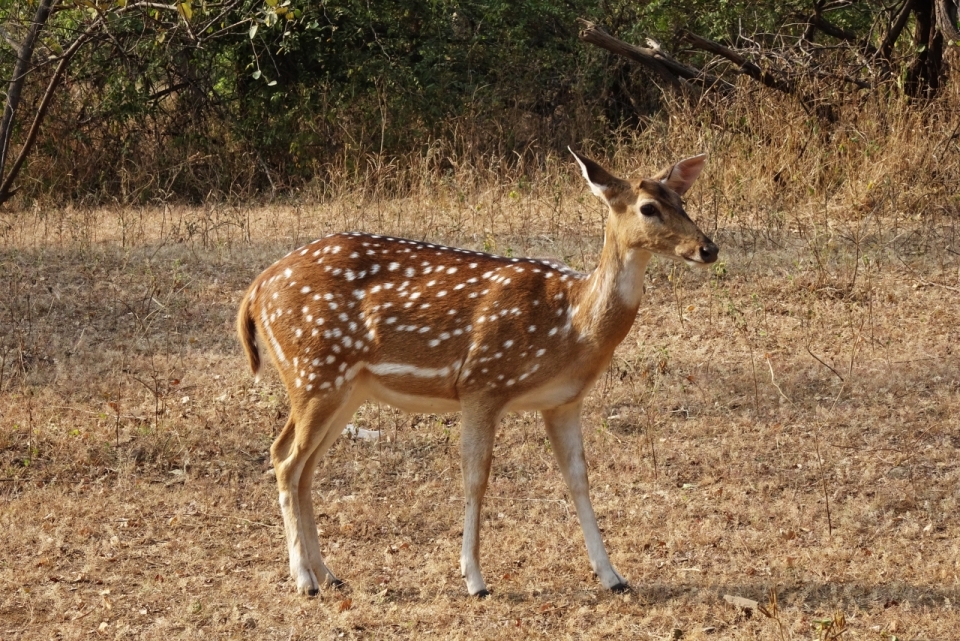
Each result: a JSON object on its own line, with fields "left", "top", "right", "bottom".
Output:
{"left": 355, "top": 369, "right": 591, "bottom": 416}
{"left": 361, "top": 378, "right": 462, "bottom": 413}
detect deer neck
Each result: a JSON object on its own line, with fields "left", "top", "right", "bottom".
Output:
{"left": 573, "top": 224, "right": 651, "bottom": 343}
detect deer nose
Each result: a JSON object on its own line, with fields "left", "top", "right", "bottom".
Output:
{"left": 699, "top": 242, "right": 719, "bottom": 264}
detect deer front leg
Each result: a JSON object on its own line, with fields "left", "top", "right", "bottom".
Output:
{"left": 458, "top": 400, "right": 502, "bottom": 597}
{"left": 542, "top": 401, "right": 628, "bottom": 591}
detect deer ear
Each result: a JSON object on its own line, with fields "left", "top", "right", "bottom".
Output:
{"left": 569, "top": 147, "right": 630, "bottom": 203}
{"left": 655, "top": 154, "right": 706, "bottom": 196}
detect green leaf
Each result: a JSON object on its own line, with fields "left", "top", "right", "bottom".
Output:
{"left": 267, "top": 80, "right": 277, "bottom": 86}
{"left": 252, "top": 70, "right": 262, "bottom": 79}
{"left": 249, "top": 23, "right": 258, "bottom": 39}
{"left": 264, "top": 10, "right": 278, "bottom": 28}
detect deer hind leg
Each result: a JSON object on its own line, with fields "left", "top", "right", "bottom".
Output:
{"left": 295, "top": 394, "right": 362, "bottom": 589}
{"left": 272, "top": 389, "right": 360, "bottom": 596}
{"left": 542, "top": 401, "right": 628, "bottom": 592}
{"left": 458, "top": 399, "right": 503, "bottom": 597}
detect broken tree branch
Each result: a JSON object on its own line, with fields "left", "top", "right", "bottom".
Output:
{"left": 682, "top": 30, "right": 796, "bottom": 95}
{"left": 577, "top": 19, "right": 733, "bottom": 94}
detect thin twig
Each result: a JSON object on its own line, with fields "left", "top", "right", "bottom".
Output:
{"left": 805, "top": 345, "right": 844, "bottom": 382}
{"left": 813, "top": 429, "right": 833, "bottom": 536}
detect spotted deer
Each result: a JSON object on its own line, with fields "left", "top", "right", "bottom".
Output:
{"left": 237, "top": 150, "right": 719, "bottom": 597}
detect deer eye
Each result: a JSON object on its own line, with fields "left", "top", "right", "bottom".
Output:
{"left": 639, "top": 203, "right": 659, "bottom": 217}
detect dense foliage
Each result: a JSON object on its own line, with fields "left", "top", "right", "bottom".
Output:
{"left": 0, "top": 0, "right": 955, "bottom": 203}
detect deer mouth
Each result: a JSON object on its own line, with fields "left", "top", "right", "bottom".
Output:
{"left": 678, "top": 242, "right": 719, "bottom": 266}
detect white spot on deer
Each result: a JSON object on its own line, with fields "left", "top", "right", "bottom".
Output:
{"left": 528, "top": 325, "right": 536, "bottom": 332}
{"left": 536, "top": 348, "right": 546, "bottom": 357}
{"left": 548, "top": 327, "right": 559, "bottom": 336}
{"left": 389, "top": 262, "right": 400, "bottom": 271}
{"left": 405, "top": 267, "right": 416, "bottom": 277}
{"left": 418, "top": 326, "right": 430, "bottom": 334}
{"left": 284, "top": 268, "right": 293, "bottom": 278}
{"left": 503, "top": 339, "right": 514, "bottom": 348}
{"left": 428, "top": 339, "right": 440, "bottom": 347}
{"left": 437, "top": 290, "right": 447, "bottom": 297}
{"left": 353, "top": 289, "right": 366, "bottom": 300}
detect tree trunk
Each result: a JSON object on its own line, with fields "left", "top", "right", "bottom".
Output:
{"left": 0, "top": 0, "right": 57, "bottom": 181}
{"left": 906, "top": 0, "right": 945, "bottom": 96}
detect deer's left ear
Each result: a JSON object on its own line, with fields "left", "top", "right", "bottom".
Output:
{"left": 655, "top": 154, "right": 706, "bottom": 196}
{"left": 569, "top": 147, "right": 631, "bottom": 203}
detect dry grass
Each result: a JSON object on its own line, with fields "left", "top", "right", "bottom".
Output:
{"left": 3, "top": 89, "right": 960, "bottom": 638}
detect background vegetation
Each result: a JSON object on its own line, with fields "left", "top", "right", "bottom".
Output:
{"left": 2, "top": 0, "right": 957, "bottom": 204}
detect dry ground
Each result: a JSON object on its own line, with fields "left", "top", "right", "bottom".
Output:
{"left": 1, "top": 178, "right": 959, "bottom": 640}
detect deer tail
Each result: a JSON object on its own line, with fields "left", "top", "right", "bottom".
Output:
{"left": 237, "top": 286, "right": 261, "bottom": 377}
